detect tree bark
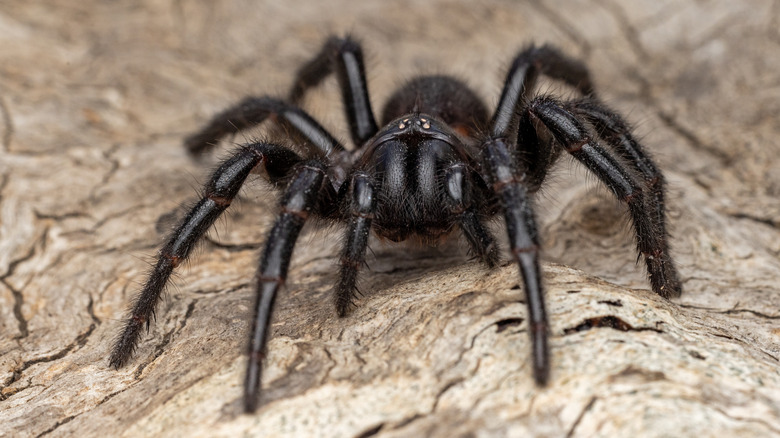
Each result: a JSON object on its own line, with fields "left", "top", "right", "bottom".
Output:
{"left": 1, "top": 1, "right": 779, "bottom": 437}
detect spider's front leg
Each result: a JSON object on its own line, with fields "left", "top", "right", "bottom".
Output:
{"left": 480, "top": 137, "right": 549, "bottom": 385}
{"left": 109, "top": 143, "right": 303, "bottom": 369}
{"left": 334, "top": 172, "right": 376, "bottom": 317}
{"left": 444, "top": 163, "right": 500, "bottom": 268}
{"left": 245, "top": 161, "right": 328, "bottom": 413}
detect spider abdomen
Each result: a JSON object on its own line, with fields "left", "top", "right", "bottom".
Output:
{"left": 381, "top": 75, "right": 489, "bottom": 136}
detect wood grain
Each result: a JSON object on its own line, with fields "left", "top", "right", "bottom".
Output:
{"left": 1, "top": 1, "right": 779, "bottom": 436}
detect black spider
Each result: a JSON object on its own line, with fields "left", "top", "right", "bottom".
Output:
{"left": 109, "top": 36, "right": 682, "bottom": 413}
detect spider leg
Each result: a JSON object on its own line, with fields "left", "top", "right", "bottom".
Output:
{"left": 288, "top": 36, "right": 379, "bottom": 146}
{"left": 109, "top": 143, "right": 304, "bottom": 370}
{"left": 334, "top": 173, "right": 376, "bottom": 316}
{"left": 491, "top": 44, "right": 595, "bottom": 137}
{"left": 480, "top": 137, "right": 549, "bottom": 385}
{"left": 245, "top": 161, "right": 327, "bottom": 412}
{"left": 184, "top": 97, "right": 345, "bottom": 159}
{"left": 569, "top": 99, "right": 681, "bottom": 296}
{"left": 444, "top": 163, "right": 499, "bottom": 267}
{"left": 515, "top": 109, "right": 563, "bottom": 191}
{"left": 569, "top": 100, "right": 670, "bottom": 230}
{"left": 527, "top": 97, "right": 682, "bottom": 298}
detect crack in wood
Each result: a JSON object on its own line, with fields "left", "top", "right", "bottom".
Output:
{"left": 2, "top": 322, "right": 97, "bottom": 398}
{"left": 0, "top": 96, "right": 12, "bottom": 151}
{"left": 2, "top": 2, "right": 779, "bottom": 436}
{"left": 33, "top": 210, "right": 93, "bottom": 221}
{"left": 4, "top": 277, "right": 29, "bottom": 339}
{"left": 388, "top": 353, "right": 488, "bottom": 433}
{"left": 131, "top": 299, "right": 199, "bottom": 380}
{"left": 1, "top": 226, "right": 48, "bottom": 339}
{"left": 563, "top": 315, "right": 664, "bottom": 334}
{"left": 34, "top": 414, "right": 77, "bottom": 438}
{"left": 527, "top": 1, "right": 592, "bottom": 56}
{"left": 353, "top": 422, "right": 385, "bottom": 438}
{"left": 33, "top": 386, "right": 134, "bottom": 437}
{"left": 594, "top": 0, "right": 650, "bottom": 61}
{"left": 656, "top": 111, "right": 731, "bottom": 165}
{"left": 320, "top": 346, "right": 338, "bottom": 385}
{"left": 566, "top": 396, "right": 598, "bottom": 438}
{"left": 679, "top": 303, "right": 780, "bottom": 320}
{"left": 710, "top": 405, "right": 780, "bottom": 435}
{"left": 87, "top": 143, "right": 122, "bottom": 203}
{"left": 727, "top": 212, "right": 778, "bottom": 230}
{"left": 495, "top": 317, "right": 524, "bottom": 333}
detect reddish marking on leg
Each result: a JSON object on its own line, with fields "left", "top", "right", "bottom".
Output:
{"left": 162, "top": 253, "right": 181, "bottom": 267}
{"left": 208, "top": 194, "right": 231, "bottom": 207}
{"left": 512, "top": 245, "right": 539, "bottom": 256}
{"left": 246, "top": 146, "right": 267, "bottom": 163}
{"left": 339, "top": 258, "right": 362, "bottom": 269}
{"left": 249, "top": 351, "right": 266, "bottom": 362}
{"left": 131, "top": 314, "right": 147, "bottom": 325}
{"left": 492, "top": 177, "right": 519, "bottom": 192}
{"left": 647, "top": 175, "right": 660, "bottom": 187}
{"left": 257, "top": 275, "right": 284, "bottom": 285}
{"left": 566, "top": 138, "right": 589, "bottom": 153}
{"left": 532, "top": 321, "right": 548, "bottom": 333}
{"left": 623, "top": 190, "right": 640, "bottom": 203}
{"left": 281, "top": 206, "right": 309, "bottom": 219}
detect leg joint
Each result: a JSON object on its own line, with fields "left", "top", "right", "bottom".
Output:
{"left": 566, "top": 137, "right": 589, "bottom": 153}
{"left": 281, "top": 206, "right": 309, "bottom": 220}
{"left": 623, "top": 186, "right": 644, "bottom": 204}
{"left": 207, "top": 194, "right": 231, "bottom": 207}
{"left": 162, "top": 252, "right": 182, "bottom": 267}
{"left": 257, "top": 275, "right": 284, "bottom": 285}
{"left": 339, "top": 258, "right": 362, "bottom": 270}
{"left": 512, "top": 245, "right": 539, "bottom": 256}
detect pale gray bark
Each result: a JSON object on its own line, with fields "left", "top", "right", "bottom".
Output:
{"left": 1, "top": 1, "right": 779, "bottom": 437}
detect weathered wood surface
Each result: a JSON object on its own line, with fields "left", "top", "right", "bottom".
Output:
{"left": 1, "top": 1, "right": 779, "bottom": 437}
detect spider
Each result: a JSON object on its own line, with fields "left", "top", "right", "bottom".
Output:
{"left": 109, "top": 36, "right": 682, "bottom": 413}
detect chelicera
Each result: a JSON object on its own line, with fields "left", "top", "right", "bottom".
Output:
{"left": 109, "top": 36, "right": 682, "bottom": 412}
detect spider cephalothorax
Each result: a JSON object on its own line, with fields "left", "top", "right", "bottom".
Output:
{"left": 109, "top": 36, "right": 682, "bottom": 412}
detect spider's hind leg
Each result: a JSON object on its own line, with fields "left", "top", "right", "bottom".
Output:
{"left": 288, "top": 36, "right": 379, "bottom": 146}
{"left": 569, "top": 99, "right": 681, "bottom": 296}
{"left": 491, "top": 44, "right": 595, "bottom": 137}
{"left": 570, "top": 100, "right": 670, "bottom": 230}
